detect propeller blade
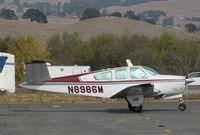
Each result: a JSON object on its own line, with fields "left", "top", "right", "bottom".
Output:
{"left": 185, "top": 82, "right": 189, "bottom": 109}
{"left": 185, "top": 77, "right": 194, "bottom": 111}
{"left": 185, "top": 78, "right": 194, "bottom": 84}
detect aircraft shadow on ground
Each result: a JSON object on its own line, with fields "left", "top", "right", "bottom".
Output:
{"left": 11, "top": 108, "right": 178, "bottom": 114}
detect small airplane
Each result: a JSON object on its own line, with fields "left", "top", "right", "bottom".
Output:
{"left": 20, "top": 59, "right": 193, "bottom": 112}
{"left": 0, "top": 52, "right": 15, "bottom": 95}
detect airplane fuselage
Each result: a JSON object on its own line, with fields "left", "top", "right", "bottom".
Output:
{"left": 20, "top": 61, "right": 188, "bottom": 112}
{"left": 21, "top": 66, "right": 185, "bottom": 99}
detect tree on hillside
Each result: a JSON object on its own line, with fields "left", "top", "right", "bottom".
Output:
{"left": 80, "top": 8, "right": 100, "bottom": 21}
{"left": 22, "top": 9, "right": 48, "bottom": 23}
{"left": 7, "top": 36, "right": 49, "bottom": 82}
{"left": 185, "top": 23, "right": 198, "bottom": 33}
{"left": 12, "top": 0, "right": 20, "bottom": 6}
{"left": 63, "top": 3, "right": 74, "bottom": 16}
{"left": 124, "top": 10, "right": 139, "bottom": 20}
{"left": 142, "top": 10, "right": 166, "bottom": 24}
{"left": 0, "top": 9, "right": 18, "bottom": 20}
{"left": 17, "top": 5, "right": 24, "bottom": 13}
{"left": 185, "top": 17, "right": 200, "bottom": 22}
{"left": 0, "top": 0, "right": 5, "bottom": 4}
{"left": 58, "top": 12, "right": 66, "bottom": 17}
{"left": 110, "top": 12, "right": 122, "bottom": 17}
{"left": 146, "top": 19, "right": 155, "bottom": 24}
{"left": 163, "top": 16, "right": 174, "bottom": 26}
{"left": 101, "top": 9, "right": 108, "bottom": 17}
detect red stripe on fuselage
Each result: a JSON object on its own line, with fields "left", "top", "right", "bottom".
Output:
{"left": 48, "top": 73, "right": 185, "bottom": 83}
{"left": 49, "top": 74, "right": 81, "bottom": 82}
{"left": 48, "top": 72, "right": 96, "bottom": 82}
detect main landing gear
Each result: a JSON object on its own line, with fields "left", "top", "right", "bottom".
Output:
{"left": 128, "top": 103, "right": 143, "bottom": 113}
{"left": 178, "top": 98, "right": 187, "bottom": 111}
{"left": 126, "top": 95, "right": 143, "bottom": 113}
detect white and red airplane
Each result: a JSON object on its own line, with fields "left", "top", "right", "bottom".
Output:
{"left": 20, "top": 59, "right": 193, "bottom": 112}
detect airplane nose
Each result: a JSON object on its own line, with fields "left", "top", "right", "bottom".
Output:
{"left": 185, "top": 78, "right": 194, "bottom": 85}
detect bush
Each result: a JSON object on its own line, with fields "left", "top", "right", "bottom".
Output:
{"left": 46, "top": 32, "right": 200, "bottom": 75}
{"left": 7, "top": 36, "right": 49, "bottom": 82}
{"left": 47, "top": 33, "right": 82, "bottom": 65}
{"left": 0, "top": 37, "right": 11, "bottom": 52}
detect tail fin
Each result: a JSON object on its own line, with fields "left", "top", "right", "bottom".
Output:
{"left": 0, "top": 53, "right": 15, "bottom": 94}
{"left": 24, "top": 61, "right": 50, "bottom": 83}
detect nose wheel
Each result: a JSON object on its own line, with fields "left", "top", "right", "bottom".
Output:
{"left": 178, "top": 103, "right": 187, "bottom": 111}
{"left": 178, "top": 98, "right": 187, "bottom": 111}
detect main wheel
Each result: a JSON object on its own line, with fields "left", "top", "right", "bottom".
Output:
{"left": 178, "top": 103, "right": 187, "bottom": 111}
{"left": 128, "top": 103, "right": 143, "bottom": 113}
{"left": 128, "top": 103, "right": 134, "bottom": 111}
{"left": 133, "top": 105, "right": 143, "bottom": 113}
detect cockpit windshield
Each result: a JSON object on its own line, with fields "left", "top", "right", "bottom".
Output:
{"left": 142, "top": 66, "right": 158, "bottom": 76}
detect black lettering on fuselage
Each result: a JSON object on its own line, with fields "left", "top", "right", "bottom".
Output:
{"left": 68, "top": 86, "right": 74, "bottom": 93}
{"left": 68, "top": 86, "right": 104, "bottom": 94}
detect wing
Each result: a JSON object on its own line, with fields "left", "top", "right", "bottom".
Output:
{"left": 111, "top": 84, "right": 154, "bottom": 98}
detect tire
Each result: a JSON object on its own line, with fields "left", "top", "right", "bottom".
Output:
{"left": 128, "top": 103, "right": 143, "bottom": 113}
{"left": 178, "top": 103, "right": 187, "bottom": 111}
{"left": 133, "top": 105, "right": 143, "bottom": 113}
{"left": 128, "top": 103, "right": 134, "bottom": 111}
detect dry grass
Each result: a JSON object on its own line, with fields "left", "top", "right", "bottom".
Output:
{"left": 0, "top": 87, "right": 199, "bottom": 103}
{"left": 2, "top": 0, "right": 70, "bottom": 4}
{"left": 0, "top": 17, "right": 196, "bottom": 41}
{"left": 103, "top": 0, "right": 200, "bottom": 28}
{"left": 104, "top": 0, "right": 200, "bottom": 18}
{"left": 0, "top": 87, "right": 125, "bottom": 103}
{"left": 182, "top": 94, "right": 200, "bottom": 100}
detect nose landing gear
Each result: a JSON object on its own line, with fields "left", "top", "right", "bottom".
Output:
{"left": 178, "top": 98, "right": 187, "bottom": 111}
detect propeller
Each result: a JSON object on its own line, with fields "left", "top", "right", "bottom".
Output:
{"left": 178, "top": 76, "right": 194, "bottom": 111}
{"left": 184, "top": 76, "right": 195, "bottom": 110}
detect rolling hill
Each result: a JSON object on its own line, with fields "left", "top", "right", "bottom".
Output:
{"left": 0, "top": 17, "right": 196, "bottom": 41}
{"left": 103, "top": 0, "right": 200, "bottom": 18}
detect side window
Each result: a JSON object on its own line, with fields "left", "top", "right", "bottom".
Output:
{"left": 94, "top": 71, "right": 112, "bottom": 80}
{"left": 130, "top": 67, "right": 147, "bottom": 79}
{"left": 115, "top": 69, "right": 128, "bottom": 79}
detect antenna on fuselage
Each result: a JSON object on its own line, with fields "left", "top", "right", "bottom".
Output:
{"left": 126, "top": 59, "right": 133, "bottom": 67}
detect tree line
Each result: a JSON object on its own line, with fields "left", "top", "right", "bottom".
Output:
{"left": 0, "top": 8, "right": 47, "bottom": 23}
{"left": 1, "top": 7, "right": 198, "bottom": 32}
{"left": 1, "top": 32, "right": 200, "bottom": 82}
{"left": 0, "top": 0, "right": 159, "bottom": 18}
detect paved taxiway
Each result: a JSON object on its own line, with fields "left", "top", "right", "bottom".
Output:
{"left": 0, "top": 101, "right": 200, "bottom": 135}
